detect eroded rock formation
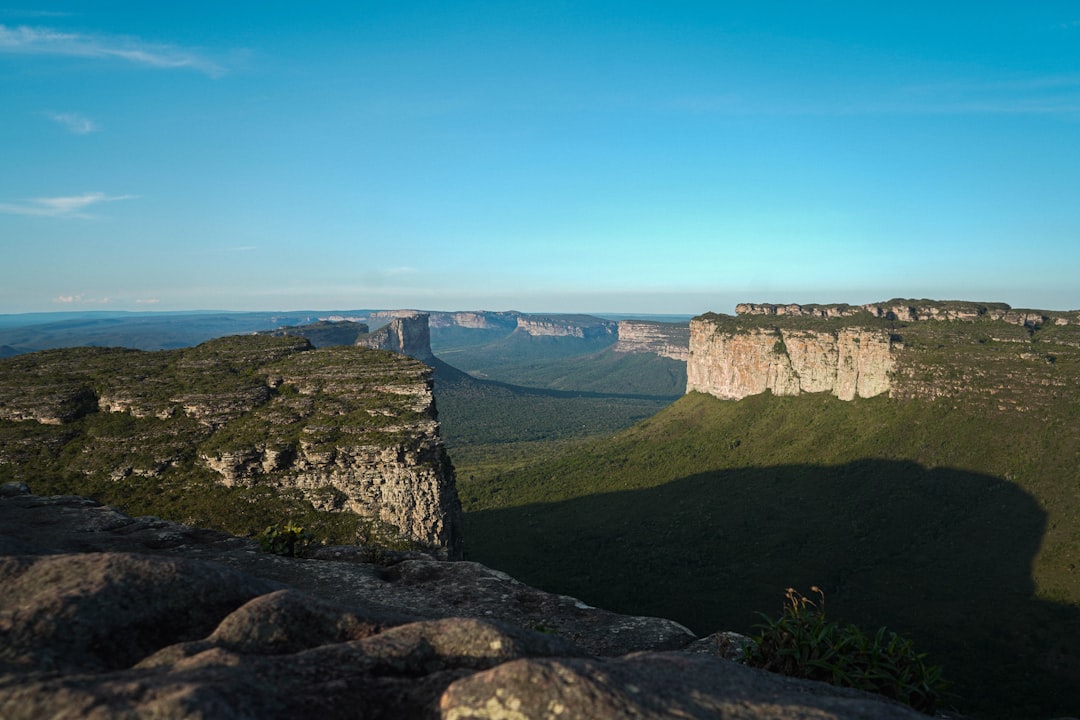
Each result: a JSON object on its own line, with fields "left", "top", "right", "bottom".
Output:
{"left": 687, "top": 322, "right": 896, "bottom": 401}
{"left": 357, "top": 312, "right": 435, "bottom": 361}
{"left": 0, "top": 336, "right": 463, "bottom": 557}
{"left": 613, "top": 320, "right": 690, "bottom": 361}
{"left": 514, "top": 314, "right": 617, "bottom": 339}
{"left": 428, "top": 311, "right": 521, "bottom": 331}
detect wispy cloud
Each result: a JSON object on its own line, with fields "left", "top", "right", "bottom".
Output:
{"left": 135, "top": 298, "right": 160, "bottom": 305}
{"left": 0, "top": 23, "right": 224, "bottom": 76}
{"left": 0, "top": 191, "right": 136, "bottom": 218}
{"left": 0, "top": 9, "right": 72, "bottom": 19}
{"left": 54, "top": 294, "right": 111, "bottom": 305}
{"left": 44, "top": 111, "right": 99, "bottom": 134}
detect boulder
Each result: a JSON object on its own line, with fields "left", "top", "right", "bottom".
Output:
{"left": 440, "top": 652, "right": 927, "bottom": 719}
{"left": 0, "top": 490, "right": 938, "bottom": 719}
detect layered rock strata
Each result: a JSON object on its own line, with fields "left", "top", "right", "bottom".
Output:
{"left": 687, "top": 322, "right": 896, "bottom": 401}
{"left": 428, "top": 311, "right": 521, "bottom": 331}
{"left": 357, "top": 312, "right": 435, "bottom": 361}
{"left": 515, "top": 314, "right": 617, "bottom": 339}
{"left": 613, "top": 320, "right": 690, "bottom": 361}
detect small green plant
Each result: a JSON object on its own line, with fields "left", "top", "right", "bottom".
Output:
{"left": 258, "top": 522, "right": 314, "bottom": 557}
{"left": 743, "top": 587, "right": 949, "bottom": 714}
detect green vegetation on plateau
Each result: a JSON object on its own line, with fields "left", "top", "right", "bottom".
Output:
{"left": 0, "top": 335, "right": 431, "bottom": 549}
{"left": 458, "top": 310, "right": 1080, "bottom": 719}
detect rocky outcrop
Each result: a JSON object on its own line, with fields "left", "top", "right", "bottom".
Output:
{"left": 0, "top": 486, "right": 929, "bottom": 720}
{"left": 736, "top": 302, "right": 863, "bottom": 319}
{"left": 441, "top": 652, "right": 925, "bottom": 720}
{"left": 739, "top": 299, "right": 1080, "bottom": 328}
{"left": 613, "top": 320, "right": 690, "bottom": 361}
{"left": 687, "top": 322, "right": 896, "bottom": 401}
{"left": 0, "top": 336, "right": 463, "bottom": 558}
{"left": 358, "top": 312, "right": 435, "bottom": 361}
{"left": 514, "top": 314, "right": 617, "bottom": 339}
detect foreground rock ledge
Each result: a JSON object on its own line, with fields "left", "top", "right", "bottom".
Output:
{"left": 0, "top": 486, "right": 928, "bottom": 719}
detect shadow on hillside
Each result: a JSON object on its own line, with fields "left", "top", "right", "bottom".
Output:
{"left": 430, "top": 356, "right": 681, "bottom": 402}
{"left": 464, "top": 459, "right": 1080, "bottom": 719}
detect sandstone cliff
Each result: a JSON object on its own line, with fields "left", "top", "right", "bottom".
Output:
{"left": 357, "top": 312, "right": 436, "bottom": 361}
{"left": 613, "top": 320, "right": 690, "bottom": 361}
{"left": 515, "top": 314, "right": 618, "bottom": 339}
{"left": 687, "top": 321, "right": 895, "bottom": 401}
{"left": 0, "top": 336, "right": 463, "bottom": 557}
{"left": 428, "top": 310, "right": 521, "bottom": 331}
{"left": 690, "top": 301, "right": 1080, "bottom": 410}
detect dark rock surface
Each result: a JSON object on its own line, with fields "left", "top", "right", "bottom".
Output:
{"left": 441, "top": 652, "right": 926, "bottom": 720}
{"left": 0, "top": 485, "right": 930, "bottom": 719}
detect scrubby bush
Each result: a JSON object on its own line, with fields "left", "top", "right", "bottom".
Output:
{"left": 258, "top": 523, "right": 314, "bottom": 557}
{"left": 743, "top": 587, "right": 949, "bottom": 713}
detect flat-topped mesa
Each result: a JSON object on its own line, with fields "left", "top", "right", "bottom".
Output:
{"left": 357, "top": 312, "right": 435, "bottom": 361}
{"left": 515, "top": 315, "right": 618, "bottom": 339}
{"left": 428, "top": 310, "right": 521, "bottom": 331}
{"left": 613, "top": 320, "right": 690, "bottom": 361}
{"left": 687, "top": 319, "right": 896, "bottom": 401}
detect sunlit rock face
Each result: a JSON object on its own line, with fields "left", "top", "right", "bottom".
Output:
{"left": 613, "top": 320, "right": 690, "bottom": 361}
{"left": 357, "top": 312, "right": 435, "bottom": 361}
{"left": 514, "top": 315, "right": 617, "bottom": 339}
{"left": 686, "top": 322, "right": 895, "bottom": 401}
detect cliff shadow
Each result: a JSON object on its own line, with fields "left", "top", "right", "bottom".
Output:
{"left": 464, "top": 459, "right": 1080, "bottom": 719}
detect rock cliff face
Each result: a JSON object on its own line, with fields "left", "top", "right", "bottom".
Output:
{"left": 357, "top": 312, "right": 435, "bottom": 361}
{"left": 690, "top": 300, "right": 1080, "bottom": 409}
{"left": 613, "top": 320, "right": 690, "bottom": 361}
{"left": 428, "top": 311, "right": 521, "bottom": 331}
{"left": 0, "top": 336, "right": 462, "bottom": 557}
{"left": 515, "top": 314, "right": 617, "bottom": 339}
{"left": 687, "top": 322, "right": 895, "bottom": 401}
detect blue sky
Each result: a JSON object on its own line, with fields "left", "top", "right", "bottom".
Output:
{"left": 2, "top": 2, "right": 1079, "bottom": 315}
